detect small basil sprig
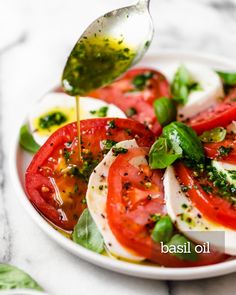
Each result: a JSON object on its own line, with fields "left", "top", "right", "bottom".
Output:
{"left": 149, "top": 122, "right": 205, "bottom": 169}
{"left": 132, "top": 72, "right": 153, "bottom": 90}
{"left": 20, "top": 125, "right": 41, "bottom": 153}
{"left": 73, "top": 208, "right": 104, "bottom": 253}
{"left": 163, "top": 122, "right": 205, "bottom": 163}
{"left": 199, "top": 127, "right": 226, "bottom": 143}
{"left": 151, "top": 215, "right": 173, "bottom": 243}
{"left": 217, "top": 71, "right": 236, "bottom": 86}
{"left": 149, "top": 137, "right": 182, "bottom": 169}
{"left": 153, "top": 97, "right": 177, "bottom": 127}
{"left": 0, "top": 264, "right": 43, "bottom": 291}
{"left": 166, "top": 234, "right": 198, "bottom": 262}
{"left": 171, "top": 65, "right": 201, "bottom": 105}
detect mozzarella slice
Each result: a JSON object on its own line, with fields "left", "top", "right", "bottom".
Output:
{"left": 212, "top": 160, "right": 236, "bottom": 187}
{"left": 164, "top": 166, "right": 236, "bottom": 255}
{"left": 163, "top": 63, "right": 224, "bottom": 120}
{"left": 86, "top": 139, "right": 145, "bottom": 261}
{"left": 29, "top": 92, "right": 126, "bottom": 145}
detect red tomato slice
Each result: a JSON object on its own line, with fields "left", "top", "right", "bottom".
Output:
{"left": 189, "top": 87, "right": 236, "bottom": 134}
{"left": 25, "top": 118, "right": 155, "bottom": 230}
{"left": 176, "top": 162, "right": 236, "bottom": 230}
{"left": 107, "top": 149, "right": 226, "bottom": 267}
{"left": 88, "top": 68, "right": 171, "bottom": 135}
{"left": 204, "top": 135, "right": 236, "bottom": 164}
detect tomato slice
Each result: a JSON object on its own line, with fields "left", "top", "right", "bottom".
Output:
{"left": 204, "top": 135, "right": 236, "bottom": 164}
{"left": 25, "top": 118, "right": 155, "bottom": 230}
{"left": 88, "top": 68, "right": 171, "bottom": 135}
{"left": 107, "top": 149, "right": 226, "bottom": 267}
{"left": 189, "top": 87, "right": 236, "bottom": 134}
{"left": 176, "top": 162, "right": 236, "bottom": 230}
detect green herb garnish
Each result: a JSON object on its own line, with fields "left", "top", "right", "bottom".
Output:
{"left": 217, "top": 71, "right": 236, "bottom": 86}
{"left": 151, "top": 215, "right": 173, "bottom": 244}
{"left": 20, "top": 125, "right": 41, "bottom": 153}
{"left": 112, "top": 147, "right": 128, "bottom": 156}
{"left": 171, "top": 65, "right": 202, "bottom": 105}
{"left": 132, "top": 72, "right": 153, "bottom": 90}
{"left": 0, "top": 264, "right": 43, "bottom": 291}
{"left": 90, "top": 106, "right": 109, "bottom": 118}
{"left": 72, "top": 209, "right": 104, "bottom": 253}
{"left": 153, "top": 97, "right": 177, "bottom": 127}
{"left": 39, "top": 111, "right": 67, "bottom": 129}
{"left": 199, "top": 127, "right": 226, "bottom": 143}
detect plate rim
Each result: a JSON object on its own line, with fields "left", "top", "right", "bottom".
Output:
{"left": 9, "top": 50, "right": 236, "bottom": 281}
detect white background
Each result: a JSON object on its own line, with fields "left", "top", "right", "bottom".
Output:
{"left": 1, "top": 0, "right": 236, "bottom": 294}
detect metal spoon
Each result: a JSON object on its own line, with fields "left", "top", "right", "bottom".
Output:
{"left": 62, "top": 0, "right": 154, "bottom": 96}
{"left": 80, "top": 0, "right": 154, "bottom": 65}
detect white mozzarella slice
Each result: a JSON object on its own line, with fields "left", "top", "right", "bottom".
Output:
{"left": 86, "top": 139, "right": 145, "bottom": 261}
{"left": 29, "top": 92, "right": 126, "bottom": 146}
{"left": 212, "top": 160, "right": 236, "bottom": 187}
{"left": 163, "top": 63, "right": 224, "bottom": 120}
{"left": 164, "top": 166, "right": 236, "bottom": 255}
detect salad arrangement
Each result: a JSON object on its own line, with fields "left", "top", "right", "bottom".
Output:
{"left": 20, "top": 62, "right": 236, "bottom": 268}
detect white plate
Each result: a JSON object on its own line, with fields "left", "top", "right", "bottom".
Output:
{"left": 9, "top": 51, "right": 236, "bottom": 280}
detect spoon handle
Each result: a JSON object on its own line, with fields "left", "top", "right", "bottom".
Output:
{"left": 137, "top": 0, "right": 150, "bottom": 8}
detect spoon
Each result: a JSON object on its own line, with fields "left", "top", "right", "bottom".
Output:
{"left": 62, "top": 0, "right": 153, "bottom": 161}
{"left": 62, "top": 0, "right": 154, "bottom": 96}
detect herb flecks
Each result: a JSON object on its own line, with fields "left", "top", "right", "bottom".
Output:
{"left": 112, "top": 147, "right": 128, "bottom": 156}
{"left": 90, "top": 106, "right": 109, "bottom": 118}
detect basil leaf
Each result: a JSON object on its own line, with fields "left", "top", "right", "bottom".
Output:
{"left": 153, "top": 97, "right": 177, "bottom": 127}
{"left": 199, "top": 127, "right": 226, "bottom": 143}
{"left": 163, "top": 122, "right": 205, "bottom": 163}
{"left": 0, "top": 264, "right": 43, "bottom": 291}
{"left": 149, "top": 137, "right": 182, "bottom": 169}
{"left": 166, "top": 234, "right": 198, "bottom": 262}
{"left": 72, "top": 208, "right": 104, "bottom": 253}
{"left": 20, "top": 125, "right": 41, "bottom": 153}
{"left": 171, "top": 65, "right": 202, "bottom": 105}
{"left": 217, "top": 71, "right": 236, "bottom": 86}
{"left": 151, "top": 215, "right": 173, "bottom": 244}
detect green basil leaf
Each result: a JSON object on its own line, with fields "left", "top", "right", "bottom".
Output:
{"left": 166, "top": 234, "right": 198, "bottom": 262}
{"left": 199, "top": 127, "right": 226, "bottom": 143}
{"left": 72, "top": 208, "right": 104, "bottom": 253}
{"left": 20, "top": 125, "right": 41, "bottom": 153}
{"left": 163, "top": 122, "right": 205, "bottom": 163}
{"left": 153, "top": 97, "right": 177, "bottom": 127}
{"left": 149, "top": 137, "right": 182, "bottom": 169}
{"left": 217, "top": 71, "right": 236, "bottom": 86}
{"left": 0, "top": 264, "right": 43, "bottom": 291}
{"left": 151, "top": 215, "right": 173, "bottom": 244}
{"left": 171, "top": 65, "right": 202, "bottom": 105}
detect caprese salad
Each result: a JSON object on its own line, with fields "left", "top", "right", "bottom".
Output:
{"left": 21, "top": 62, "right": 236, "bottom": 268}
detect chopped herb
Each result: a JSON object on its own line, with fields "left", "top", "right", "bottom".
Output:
{"left": 74, "top": 183, "right": 79, "bottom": 193}
{"left": 217, "top": 146, "right": 233, "bottom": 157}
{"left": 126, "top": 107, "right": 137, "bottom": 117}
{"left": 108, "top": 120, "right": 116, "bottom": 129}
{"left": 63, "top": 149, "right": 71, "bottom": 162}
{"left": 90, "top": 106, "right": 109, "bottom": 118}
{"left": 39, "top": 111, "right": 67, "bottom": 129}
{"left": 102, "top": 139, "right": 117, "bottom": 152}
{"left": 132, "top": 72, "right": 153, "bottom": 90}
{"left": 112, "top": 147, "right": 128, "bottom": 156}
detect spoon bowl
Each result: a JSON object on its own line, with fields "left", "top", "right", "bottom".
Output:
{"left": 80, "top": 0, "right": 154, "bottom": 64}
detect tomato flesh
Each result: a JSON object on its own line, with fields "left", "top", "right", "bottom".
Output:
{"left": 189, "top": 87, "right": 236, "bottom": 134}
{"left": 107, "top": 149, "right": 226, "bottom": 267}
{"left": 176, "top": 162, "right": 236, "bottom": 230}
{"left": 25, "top": 118, "right": 155, "bottom": 230}
{"left": 88, "top": 68, "right": 171, "bottom": 135}
{"left": 204, "top": 135, "right": 236, "bottom": 164}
